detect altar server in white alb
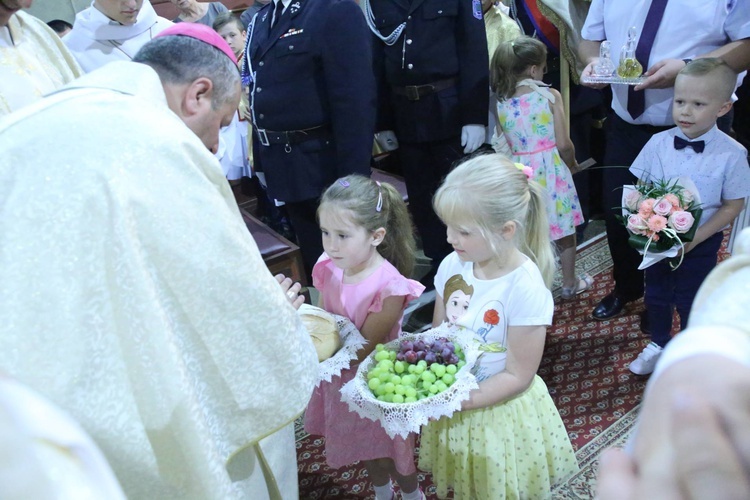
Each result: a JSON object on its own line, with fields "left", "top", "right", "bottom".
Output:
{"left": 0, "top": 23, "right": 317, "bottom": 499}
{"left": 0, "top": 0, "right": 82, "bottom": 116}
{"left": 64, "top": 0, "right": 172, "bottom": 72}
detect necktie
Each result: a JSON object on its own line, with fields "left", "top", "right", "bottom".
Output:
{"left": 271, "top": 1, "right": 284, "bottom": 28}
{"left": 627, "top": 0, "right": 669, "bottom": 119}
{"left": 674, "top": 136, "right": 705, "bottom": 153}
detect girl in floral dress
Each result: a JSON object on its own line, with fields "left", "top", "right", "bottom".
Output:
{"left": 492, "top": 36, "right": 591, "bottom": 299}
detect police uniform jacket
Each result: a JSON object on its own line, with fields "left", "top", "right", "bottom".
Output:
{"left": 246, "top": 0, "right": 376, "bottom": 203}
{"left": 369, "top": 0, "right": 489, "bottom": 143}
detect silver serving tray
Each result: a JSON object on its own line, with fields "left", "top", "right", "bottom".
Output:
{"left": 581, "top": 74, "right": 646, "bottom": 86}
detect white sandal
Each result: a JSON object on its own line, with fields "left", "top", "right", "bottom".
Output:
{"left": 561, "top": 273, "right": 594, "bottom": 300}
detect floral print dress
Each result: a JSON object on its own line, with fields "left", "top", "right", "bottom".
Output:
{"left": 497, "top": 82, "right": 584, "bottom": 240}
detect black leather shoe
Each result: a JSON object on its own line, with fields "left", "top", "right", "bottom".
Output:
{"left": 639, "top": 310, "right": 651, "bottom": 335}
{"left": 592, "top": 293, "right": 626, "bottom": 320}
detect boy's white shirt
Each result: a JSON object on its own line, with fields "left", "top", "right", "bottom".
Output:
{"left": 629, "top": 125, "right": 750, "bottom": 228}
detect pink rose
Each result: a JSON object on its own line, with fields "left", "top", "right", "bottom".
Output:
{"left": 647, "top": 214, "right": 668, "bottom": 233}
{"left": 668, "top": 210, "right": 695, "bottom": 233}
{"left": 627, "top": 214, "right": 647, "bottom": 234}
{"left": 663, "top": 193, "right": 680, "bottom": 209}
{"left": 638, "top": 198, "right": 655, "bottom": 219}
{"left": 624, "top": 190, "right": 642, "bottom": 212}
{"left": 680, "top": 189, "right": 695, "bottom": 207}
{"left": 653, "top": 198, "right": 674, "bottom": 217}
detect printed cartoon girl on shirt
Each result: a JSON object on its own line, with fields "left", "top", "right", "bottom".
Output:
{"left": 442, "top": 275, "right": 473, "bottom": 326}
{"left": 442, "top": 274, "right": 506, "bottom": 345}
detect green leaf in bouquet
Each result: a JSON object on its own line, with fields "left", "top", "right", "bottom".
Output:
{"left": 628, "top": 233, "right": 675, "bottom": 253}
{"left": 634, "top": 178, "right": 703, "bottom": 212}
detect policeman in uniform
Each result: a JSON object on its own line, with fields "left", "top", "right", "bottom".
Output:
{"left": 365, "top": 0, "right": 489, "bottom": 287}
{"left": 243, "top": 0, "right": 376, "bottom": 279}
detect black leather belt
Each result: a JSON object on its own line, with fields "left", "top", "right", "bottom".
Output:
{"left": 255, "top": 125, "right": 331, "bottom": 146}
{"left": 391, "top": 77, "right": 458, "bottom": 101}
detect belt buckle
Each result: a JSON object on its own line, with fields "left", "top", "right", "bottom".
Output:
{"left": 257, "top": 128, "right": 270, "bottom": 146}
{"left": 405, "top": 85, "right": 420, "bottom": 101}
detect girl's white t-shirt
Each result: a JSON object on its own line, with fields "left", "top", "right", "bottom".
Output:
{"left": 434, "top": 252, "right": 553, "bottom": 381}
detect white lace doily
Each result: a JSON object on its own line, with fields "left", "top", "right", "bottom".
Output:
{"left": 340, "top": 327, "right": 480, "bottom": 439}
{"left": 317, "top": 315, "right": 367, "bottom": 386}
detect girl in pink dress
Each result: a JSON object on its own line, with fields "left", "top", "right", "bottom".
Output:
{"left": 304, "top": 175, "right": 425, "bottom": 500}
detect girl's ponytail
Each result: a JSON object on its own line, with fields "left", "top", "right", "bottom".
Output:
{"left": 378, "top": 183, "right": 416, "bottom": 277}
{"left": 490, "top": 41, "right": 518, "bottom": 100}
{"left": 523, "top": 180, "right": 555, "bottom": 288}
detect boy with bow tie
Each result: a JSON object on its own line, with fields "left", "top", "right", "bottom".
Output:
{"left": 627, "top": 58, "right": 750, "bottom": 376}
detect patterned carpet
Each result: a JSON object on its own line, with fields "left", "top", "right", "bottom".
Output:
{"left": 551, "top": 405, "right": 641, "bottom": 498}
{"left": 541, "top": 235, "right": 648, "bottom": 452}
{"left": 295, "top": 235, "right": 657, "bottom": 499}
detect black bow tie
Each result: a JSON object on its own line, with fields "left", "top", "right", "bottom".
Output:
{"left": 674, "top": 136, "right": 705, "bottom": 153}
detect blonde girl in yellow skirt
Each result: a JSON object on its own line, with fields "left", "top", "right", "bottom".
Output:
{"left": 420, "top": 154, "right": 578, "bottom": 498}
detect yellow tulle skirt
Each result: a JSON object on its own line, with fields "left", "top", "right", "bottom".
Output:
{"left": 418, "top": 375, "right": 578, "bottom": 499}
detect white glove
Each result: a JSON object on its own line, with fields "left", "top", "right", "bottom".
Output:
{"left": 461, "top": 124, "right": 485, "bottom": 154}
{"left": 376, "top": 130, "right": 399, "bottom": 152}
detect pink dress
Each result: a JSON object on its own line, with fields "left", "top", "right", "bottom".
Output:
{"left": 304, "top": 254, "right": 424, "bottom": 475}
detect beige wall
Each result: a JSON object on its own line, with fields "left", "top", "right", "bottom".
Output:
{"left": 25, "top": 0, "right": 90, "bottom": 23}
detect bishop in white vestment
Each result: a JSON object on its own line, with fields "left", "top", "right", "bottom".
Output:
{"left": 0, "top": 25, "right": 317, "bottom": 499}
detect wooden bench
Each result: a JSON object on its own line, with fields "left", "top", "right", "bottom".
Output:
{"left": 240, "top": 208, "right": 307, "bottom": 285}
{"left": 371, "top": 167, "right": 408, "bottom": 204}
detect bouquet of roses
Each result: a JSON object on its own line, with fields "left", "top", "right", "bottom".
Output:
{"left": 619, "top": 176, "right": 702, "bottom": 270}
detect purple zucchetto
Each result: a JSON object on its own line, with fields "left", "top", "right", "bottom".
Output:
{"left": 155, "top": 22, "right": 237, "bottom": 64}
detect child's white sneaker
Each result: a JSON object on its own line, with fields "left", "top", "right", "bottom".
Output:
{"left": 629, "top": 342, "right": 663, "bottom": 375}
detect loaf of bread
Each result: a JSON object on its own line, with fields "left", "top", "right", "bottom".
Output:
{"left": 298, "top": 304, "right": 341, "bottom": 362}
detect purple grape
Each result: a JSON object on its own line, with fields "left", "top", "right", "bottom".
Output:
{"left": 447, "top": 354, "right": 459, "bottom": 365}
{"left": 401, "top": 340, "right": 414, "bottom": 352}
{"left": 445, "top": 342, "right": 455, "bottom": 352}
{"left": 433, "top": 340, "right": 444, "bottom": 352}
{"left": 417, "top": 350, "right": 426, "bottom": 361}
{"left": 415, "top": 340, "right": 426, "bottom": 352}
{"left": 425, "top": 352, "right": 437, "bottom": 364}
{"left": 404, "top": 350, "right": 418, "bottom": 364}
{"left": 396, "top": 352, "right": 405, "bottom": 361}
{"left": 441, "top": 347, "right": 452, "bottom": 359}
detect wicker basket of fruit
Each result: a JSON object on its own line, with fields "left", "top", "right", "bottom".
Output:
{"left": 340, "top": 326, "right": 480, "bottom": 439}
